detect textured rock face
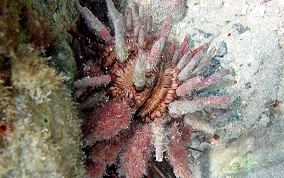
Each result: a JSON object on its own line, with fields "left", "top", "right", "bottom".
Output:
{"left": 0, "top": 1, "right": 84, "bottom": 177}
{"left": 133, "top": 0, "right": 186, "bottom": 31}
{"left": 0, "top": 45, "right": 84, "bottom": 177}
{"left": 169, "top": 0, "right": 284, "bottom": 177}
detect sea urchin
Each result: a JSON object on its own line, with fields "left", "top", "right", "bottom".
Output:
{"left": 68, "top": 0, "right": 234, "bottom": 177}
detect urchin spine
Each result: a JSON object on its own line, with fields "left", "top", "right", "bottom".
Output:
{"left": 133, "top": 56, "right": 147, "bottom": 88}
{"left": 151, "top": 117, "right": 166, "bottom": 162}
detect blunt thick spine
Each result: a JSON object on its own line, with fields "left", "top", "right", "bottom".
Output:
{"left": 151, "top": 117, "right": 165, "bottom": 162}
{"left": 73, "top": 75, "right": 111, "bottom": 88}
{"left": 75, "top": 3, "right": 112, "bottom": 42}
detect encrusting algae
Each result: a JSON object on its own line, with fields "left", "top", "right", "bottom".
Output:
{"left": 0, "top": 45, "right": 84, "bottom": 177}
{"left": 0, "top": 0, "right": 84, "bottom": 177}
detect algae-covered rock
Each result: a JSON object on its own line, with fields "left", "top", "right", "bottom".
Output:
{"left": 0, "top": 45, "right": 84, "bottom": 177}
{"left": 0, "top": 0, "right": 84, "bottom": 177}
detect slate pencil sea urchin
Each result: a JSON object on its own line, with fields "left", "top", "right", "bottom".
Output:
{"left": 67, "top": 0, "right": 234, "bottom": 177}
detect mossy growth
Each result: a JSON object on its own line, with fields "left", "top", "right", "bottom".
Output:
{"left": 29, "top": 103, "right": 61, "bottom": 142}
{"left": 0, "top": 1, "right": 84, "bottom": 176}
{"left": 0, "top": 44, "right": 84, "bottom": 177}
{"left": 0, "top": 0, "right": 78, "bottom": 89}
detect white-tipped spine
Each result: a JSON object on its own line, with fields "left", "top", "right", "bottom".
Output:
{"left": 133, "top": 53, "right": 147, "bottom": 88}
{"left": 151, "top": 118, "right": 165, "bottom": 162}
